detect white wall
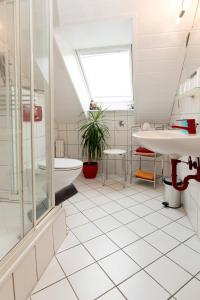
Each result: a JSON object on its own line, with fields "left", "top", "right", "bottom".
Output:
{"left": 54, "top": 0, "right": 199, "bottom": 123}
{"left": 170, "top": 2, "right": 200, "bottom": 235}
{"left": 0, "top": 88, "right": 9, "bottom": 197}
{"left": 170, "top": 93, "right": 200, "bottom": 235}
{"left": 53, "top": 18, "right": 133, "bottom": 122}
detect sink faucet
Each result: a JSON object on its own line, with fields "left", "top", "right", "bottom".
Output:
{"left": 171, "top": 119, "right": 198, "bottom": 134}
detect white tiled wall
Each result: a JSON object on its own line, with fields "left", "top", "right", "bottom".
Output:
{"left": 55, "top": 111, "right": 169, "bottom": 178}
{"left": 23, "top": 92, "right": 46, "bottom": 200}
{"left": 0, "top": 87, "right": 9, "bottom": 197}
{"left": 170, "top": 93, "right": 200, "bottom": 235}
{"left": 0, "top": 90, "right": 46, "bottom": 200}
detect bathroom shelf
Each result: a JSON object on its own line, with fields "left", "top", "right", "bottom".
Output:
{"left": 177, "top": 87, "right": 200, "bottom": 99}
{"left": 130, "top": 125, "right": 164, "bottom": 188}
{"left": 135, "top": 172, "right": 163, "bottom": 183}
{"left": 134, "top": 152, "right": 163, "bottom": 158}
{"left": 130, "top": 151, "right": 164, "bottom": 188}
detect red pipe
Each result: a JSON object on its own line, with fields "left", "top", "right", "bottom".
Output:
{"left": 171, "top": 158, "right": 200, "bottom": 191}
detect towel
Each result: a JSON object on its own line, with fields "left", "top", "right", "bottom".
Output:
{"left": 135, "top": 147, "right": 154, "bottom": 154}
{"left": 135, "top": 169, "right": 155, "bottom": 181}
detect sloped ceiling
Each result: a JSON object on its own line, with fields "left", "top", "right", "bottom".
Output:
{"left": 54, "top": 0, "right": 199, "bottom": 123}
{"left": 54, "top": 40, "right": 86, "bottom": 122}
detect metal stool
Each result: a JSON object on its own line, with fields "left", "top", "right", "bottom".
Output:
{"left": 102, "top": 149, "right": 127, "bottom": 187}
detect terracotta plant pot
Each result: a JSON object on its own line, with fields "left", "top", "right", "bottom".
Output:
{"left": 82, "top": 162, "right": 98, "bottom": 179}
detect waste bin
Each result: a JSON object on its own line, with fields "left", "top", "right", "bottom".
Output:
{"left": 162, "top": 177, "right": 182, "bottom": 208}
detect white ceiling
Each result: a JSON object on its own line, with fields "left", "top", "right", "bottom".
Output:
{"left": 56, "top": 18, "right": 133, "bottom": 49}
{"left": 54, "top": 0, "right": 199, "bottom": 123}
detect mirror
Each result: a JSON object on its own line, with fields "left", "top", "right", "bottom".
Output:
{"left": 180, "top": 3, "right": 200, "bottom": 83}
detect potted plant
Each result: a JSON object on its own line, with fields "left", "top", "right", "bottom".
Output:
{"left": 79, "top": 108, "right": 109, "bottom": 178}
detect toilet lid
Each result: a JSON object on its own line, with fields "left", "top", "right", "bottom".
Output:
{"left": 38, "top": 158, "right": 83, "bottom": 170}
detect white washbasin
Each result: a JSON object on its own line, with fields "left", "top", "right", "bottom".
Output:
{"left": 132, "top": 130, "right": 200, "bottom": 158}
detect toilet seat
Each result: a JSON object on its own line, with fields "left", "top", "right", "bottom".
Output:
{"left": 38, "top": 158, "right": 83, "bottom": 171}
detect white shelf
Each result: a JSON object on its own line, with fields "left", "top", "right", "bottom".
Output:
{"left": 177, "top": 87, "right": 200, "bottom": 99}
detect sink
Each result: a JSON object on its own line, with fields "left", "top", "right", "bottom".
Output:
{"left": 132, "top": 130, "right": 200, "bottom": 158}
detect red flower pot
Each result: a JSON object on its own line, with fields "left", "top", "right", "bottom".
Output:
{"left": 82, "top": 162, "right": 98, "bottom": 179}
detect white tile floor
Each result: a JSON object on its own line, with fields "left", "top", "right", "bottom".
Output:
{"left": 31, "top": 175, "right": 200, "bottom": 300}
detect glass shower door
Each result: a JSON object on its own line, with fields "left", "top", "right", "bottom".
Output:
{"left": 0, "top": 0, "right": 23, "bottom": 259}
{"left": 20, "top": 0, "right": 34, "bottom": 234}
{"left": 32, "top": 0, "right": 53, "bottom": 221}
{"left": 0, "top": 0, "right": 53, "bottom": 261}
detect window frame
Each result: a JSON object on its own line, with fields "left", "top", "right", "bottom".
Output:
{"left": 76, "top": 44, "right": 134, "bottom": 110}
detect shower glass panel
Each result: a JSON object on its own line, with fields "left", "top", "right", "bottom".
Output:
{"left": 20, "top": 0, "right": 34, "bottom": 233}
{"left": 32, "top": 0, "right": 52, "bottom": 220}
{"left": 0, "top": 0, "right": 53, "bottom": 261}
{"left": 0, "top": 0, "right": 23, "bottom": 259}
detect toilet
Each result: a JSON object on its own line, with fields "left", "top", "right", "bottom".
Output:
{"left": 38, "top": 158, "right": 83, "bottom": 192}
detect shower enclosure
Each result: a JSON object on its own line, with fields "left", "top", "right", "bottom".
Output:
{"left": 0, "top": 0, "right": 54, "bottom": 260}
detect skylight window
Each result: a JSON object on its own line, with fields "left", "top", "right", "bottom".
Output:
{"left": 77, "top": 45, "right": 133, "bottom": 110}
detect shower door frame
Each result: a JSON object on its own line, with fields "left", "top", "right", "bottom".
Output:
{"left": 0, "top": 0, "right": 54, "bottom": 269}
{"left": 26, "top": 0, "right": 55, "bottom": 230}
{"left": 1, "top": 0, "right": 55, "bottom": 249}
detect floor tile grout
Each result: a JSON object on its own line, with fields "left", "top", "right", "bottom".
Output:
{"left": 68, "top": 194, "right": 193, "bottom": 253}
{"left": 55, "top": 256, "right": 81, "bottom": 300}
{"left": 73, "top": 179, "right": 200, "bottom": 297}
{"left": 65, "top": 185, "right": 198, "bottom": 279}
{"left": 32, "top": 177, "right": 200, "bottom": 300}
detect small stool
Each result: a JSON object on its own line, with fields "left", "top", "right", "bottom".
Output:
{"left": 102, "top": 149, "right": 127, "bottom": 187}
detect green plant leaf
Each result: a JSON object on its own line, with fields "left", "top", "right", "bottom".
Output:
{"left": 79, "top": 108, "right": 109, "bottom": 162}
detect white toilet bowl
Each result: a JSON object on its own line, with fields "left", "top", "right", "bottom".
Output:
{"left": 38, "top": 158, "right": 83, "bottom": 192}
